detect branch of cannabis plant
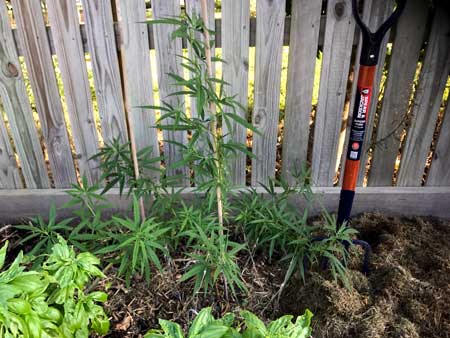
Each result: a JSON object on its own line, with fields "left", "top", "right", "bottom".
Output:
{"left": 200, "top": 0, "right": 224, "bottom": 235}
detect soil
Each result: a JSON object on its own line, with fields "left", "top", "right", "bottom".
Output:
{"left": 91, "top": 213, "right": 450, "bottom": 338}
{"left": 2, "top": 213, "right": 450, "bottom": 338}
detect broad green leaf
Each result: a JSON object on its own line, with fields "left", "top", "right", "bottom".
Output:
{"left": 0, "top": 241, "right": 7, "bottom": 270}
{"left": 160, "top": 319, "right": 184, "bottom": 338}
{"left": 241, "top": 311, "right": 267, "bottom": 336}
{"left": 196, "top": 324, "right": 230, "bottom": 338}
{"left": 189, "top": 308, "right": 214, "bottom": 336}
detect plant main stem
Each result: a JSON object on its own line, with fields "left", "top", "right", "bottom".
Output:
{"left": 127, "top": 111, "right": 146, "bottom": 221}
{"left": 200, "top": 0, "right": 224, "bottom": 234}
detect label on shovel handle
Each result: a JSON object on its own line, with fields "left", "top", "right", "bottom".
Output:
{"left": 347, "top": 87, "right": 371, "bottom": 161}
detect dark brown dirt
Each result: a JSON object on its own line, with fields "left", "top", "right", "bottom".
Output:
{"left": 98, "top": 213, "right": 450, "bottom": 338}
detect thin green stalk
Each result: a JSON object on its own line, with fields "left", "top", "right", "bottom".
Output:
{"left": 200, "top": 0, "right": 224, "bottom": 234}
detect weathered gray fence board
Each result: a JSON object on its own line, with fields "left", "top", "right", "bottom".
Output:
{"left": 368, "top": 0, "right": 428, "bottom": 186}
{"left": 251, "top": 0, "right": 286, "bottom": 186}
{"left": 81, "top": 0, "right": 128, "bottom": 145}
{"left": 2, "top": 187, "right": 450, "bottom": 224}
{"left": 116, "top": 0, "right": 160, "bottom": 178}
{"left": 312, "top": 0, "right": 355, "bottom": 187}
{"left": 0, "top": 1, "right": 49, "bottom": 189}
{"left": 340, "top": 0, "right": 394, "bottom": 187}
{"left": 46, "top": 0, "right": 101, "bottom": 184}
{"left": 152, "top": 0, "right": 189, "bottom": 185}
{"left": 12, "top": 0, "right": 77, "bottom": 188}
{"left": 397, "top": 9, "right": 450, "bottom": 187}
{"left": 0, "top": 116, "right": 22, "bottom": 189}
{"left": 427, "top": 99, "right": 450, "bottom": 186}
{"left": 222, "top": 0, "right": 250, "bottom": 186}
{"left": 282, "top": 0, "right": 322, "bottom": 184}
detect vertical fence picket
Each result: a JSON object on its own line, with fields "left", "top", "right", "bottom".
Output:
{"left": 427, "top": 99, "right": 450, "bottom": 186}
{"left": 222, "top": 0, "right": 250, "bottom": 186}
{"left": 0, "top": 1, "right": 49, "bottom": 189}
{"left": 281, "top": 0, "right": 322, "bottom": 184}
{"left": 339, "top": 0, "right": 394, "bottom": 187}
{"left": 251, "top": 0, "right": 286, "bottom": 186}
{"left": 115, "top": 0, "right": 160, "bottom": 179}
{"left": 46, "top": 0, "right": 100, "bottom": 184}
{"left": 396, "top": 9, "right": 450, "bottom": 187}
{"left": 152, "top": 0, "right": 189, "bottom": 185}
{"left": 311, "top": 0, "right": 355, "bottom": 187}
{"left": 0, "top": 116, "right": 22, "bottom": 189}
{"left": 81, "top": 0, "right": 128, "bottom": 146}
{"left": 11, "top": 0, "right": 77, "bottom": 188}
{"left": 368, "top": 0, "right": 428, "bottom": 186}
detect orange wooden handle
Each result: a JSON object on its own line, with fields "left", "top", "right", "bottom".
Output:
{"left": 342, "top": 66, "right": 376, "bottom": 191}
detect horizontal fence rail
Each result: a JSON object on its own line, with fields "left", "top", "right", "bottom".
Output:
{"left": 11, "top": 16, "right": 349, "bottom": 57}
{"left": 0, "top": 0, "right": 450, "bottom": 220}
{"left": 1, "top": 187, "right": 450, "bottom": 224}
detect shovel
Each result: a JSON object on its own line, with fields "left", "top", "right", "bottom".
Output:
{"left": 335, "top": 0, "right": 407, "bottom": 273}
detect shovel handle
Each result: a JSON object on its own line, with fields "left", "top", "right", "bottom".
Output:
{"left": 352, "top": 0, "right": 407, "bottom": 66}
{"left": 337, "top": 0, "right": 407, "bottom": 226}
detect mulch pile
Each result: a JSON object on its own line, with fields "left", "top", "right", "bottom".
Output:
{"left": 99, "top": 213, "right": 450, "bottom": 338}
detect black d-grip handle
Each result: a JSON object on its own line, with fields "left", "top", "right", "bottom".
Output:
{"left": 352, "top": 0, "right": 407, "bottom": 66}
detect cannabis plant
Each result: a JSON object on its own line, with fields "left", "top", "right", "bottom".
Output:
{"left": 147, "top": 12, "right": 257, "bottom": 225}
{"left": 64, "top": 175, "right": 109, "bottom": 222}
{"left": 178, "top": 219, "right": 246, "bottom": 296}
{"left": 96, "top": 194, "right": 170, "bottom": 286}
{"left": 91, "top": 138, "right": 164, "bottom": 199}
{"left": 304, "top": 211, "right": 358, "bottom": 288}
{"left": 147, "top": 10, "right": 255, "bottom": 294}
{"left": 14, "top": 205, "right": 73, "bottom": 263}
{"left": 236, "top": 171, "right": 356, "bottom": 289}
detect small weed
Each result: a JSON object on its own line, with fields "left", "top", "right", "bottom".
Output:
{"left": 14, "top": 205, "right": 73, "bottom": 263}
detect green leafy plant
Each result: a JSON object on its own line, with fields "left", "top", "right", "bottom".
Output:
{"left": 144, "top": 307, "right": 313, "bottom": 338}
{"left": 166, "top": 202, "right": 215, "bottom": 250}
{"left": 235, "top": 173, "right": 313, "bottom": 258}
{"left": 96, "top": 195, "right": 170, "bottom": 286}
{"left": 241, "top": 309, "right": 313, "bottom": 338}
{"left": 91, "top": 138, "right": 164, "bottom": 198}
{"left": 144, "top": 10, "right": 256, "bottom": 295}
{"left": 303, "top": 212, "right": 358, "bottom": 288}
{"left": 179, "top": 219, "right": 246, "bottom": 296}
{"left": 236, "top": 170, "right": 355, "bottom": 290}
{"left": 0, "top": 237, "right": 109, "bottom": 338}
{"left": 147, "top": 12, "right": 257, "bottom": 218}
{"left": 65, "top": 176, "right": 109, "bottom": 218}
{"left": 14, "top": 205, "right": 73, "bottom": 262}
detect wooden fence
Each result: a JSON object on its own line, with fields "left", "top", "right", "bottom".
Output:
{"left": 0, "top": 0, "right": 450, "bottom": 220}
